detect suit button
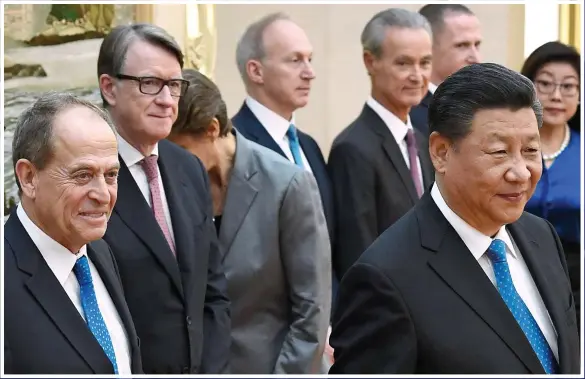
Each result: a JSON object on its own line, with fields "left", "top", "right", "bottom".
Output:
{"left": 186, "top": 316, "right": 192, "bottom": 325}
{"left": 182, "top": 366, "right": 190, "bottom": 374}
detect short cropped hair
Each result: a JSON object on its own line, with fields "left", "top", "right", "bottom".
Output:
{"left": 428, "top": 63, "right": 543, "bottom": 143}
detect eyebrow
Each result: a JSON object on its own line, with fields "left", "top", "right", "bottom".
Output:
{"left": 537, "top": 69, "right": 578, "bottom": 81}
{"left": 485, "top": 132, "right": 540, "bottom": 143}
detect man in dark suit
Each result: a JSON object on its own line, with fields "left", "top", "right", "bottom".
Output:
{"left": 328, "top": 9, "right": 434, "bottom": 279}
{"left": 410, "top": 4, "right": 482, "bottom": 133}
{"left": 4, "top": 93, "right": 142, "bottom": 374}
{"left": 231, "top": 12, "right": 337, "bottom": 361}
{"left": 97, "top": 24, "right": 230, "bottom": 374}
{"left": 329, "top": 63, "right": 580, "bottom": 374}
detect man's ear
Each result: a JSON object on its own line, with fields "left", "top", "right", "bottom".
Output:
{"left": 15, "top": 159, "right": 39, "bottom": 199}
{"left": 429, "top": 131, "right": 452, "bottom": 175}
{"left": 99, "top": 74, "right": 117, "bottom": 107}
{"left": 246, "top": 60, "right": 264, "bottom": 85}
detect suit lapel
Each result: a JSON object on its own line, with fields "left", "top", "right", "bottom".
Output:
{"left": 363, "top": 105, "right": 419, "bottom": 202}
{"left": 219, "top": 133, "right": 259, "bottom": 261}
{"left": 508, "top": 220, "right": 570, "bottom": 373}
{"left": 233, "top": 103, "right": 288, "bottom": 158}
{"left": 420, "top": 90, "right": 433, "bottom": 107}
{"left": 417, "top": 195, "right": 545, "bottom": 374}
{"left": 6, "top": 214, "right": 113, "bottom": 374}
{"left": 113, "top": 157, "right": 184, "bottom": 299}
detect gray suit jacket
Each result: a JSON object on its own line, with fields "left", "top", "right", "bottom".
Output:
{"left": 219, "top": 130, "right": 332, "bottom": 374}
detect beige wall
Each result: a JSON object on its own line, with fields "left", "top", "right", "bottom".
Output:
{"left": 212, "top": 4, "right": 526, "bottom": 156}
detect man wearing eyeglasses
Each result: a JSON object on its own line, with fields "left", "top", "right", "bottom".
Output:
{"left": 97, "top": 24, "right": 231, "bottom": 374}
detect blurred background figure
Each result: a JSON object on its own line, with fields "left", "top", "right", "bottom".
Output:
{"left": 411, "top": 4, "right": 482, "bottom": 133}
{"left": 521, "top": 41, "right": 581, "bottom": 325}
{"left": 168, "top": 69, "right": 332, "bottom": 374}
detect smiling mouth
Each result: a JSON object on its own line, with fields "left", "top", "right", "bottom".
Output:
{"left": 79, "top": 212, "right": 106, "bottom": 219}
{"left": 497, "top": 193, "right": 524, "bottom": 202}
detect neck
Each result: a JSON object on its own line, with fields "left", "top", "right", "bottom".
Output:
{"left": 371, "top": 89, "right": 409, "bottom": 124}
{"left": 21, "top": 200, "right": 81, "bottom": 253}
{"left": 436, "top": 179, "right": 501, "bottom": 237}
{"left": 539, "top": 123, "right": 567, "bottom": 155}
{"left": 207, "top": 133, "right": 237, "bottom": 216}
{"left": 247, "top": 90, "right": 293, "bottom": 121}
{"left": 109, "top": 111, "right": 156, "bottom": 156}
{"left": 430, "top": 72, "right": 444, "bottom": 87}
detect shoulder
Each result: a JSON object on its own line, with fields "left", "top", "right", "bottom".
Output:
{"left": 360, "top": 208, "right": 423, "bottom": 268}
{"left": 158, "top": 139, "right": 206, "bottom": 178}
{"left": 248, "top": 139, "right": 309, "bottom": 185}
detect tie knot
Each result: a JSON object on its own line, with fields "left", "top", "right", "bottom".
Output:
{"left": 487, "top": 239, "right": 507, "bottom": 263}
{"left": 287, "top": 124, "right": 299, "bottom": 142}
{"left": 141, "top": 155, "right": 159, "bottom": 182}
{"left": 73, "top": 255, "right": 92, "bottom": 286}
{"left": 405, "top": 128, "right": 416, "bottom": 146}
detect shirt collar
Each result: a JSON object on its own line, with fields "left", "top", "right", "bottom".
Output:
{"left": 430, "top": 183, "right": 517, "bottom": 261}
{"left": 245, "top": 96, "right": 295, "bottom": 142}
{"left": 428, "top": 82, "right": 438, "bottom": 94}
{"left": 366, "top": 96, "right": 414, "bottom": 144}
{"left": 115, "top": 130, "right": 159, "bottom": 168}
{"left": 17, "top": 204, "right": 88, "bottom": 286}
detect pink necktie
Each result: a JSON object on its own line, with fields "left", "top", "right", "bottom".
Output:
{"left": 405, "top": 129, "right": 423, "bottom": 198}
{"left": 141, "top": 155, "right": 176, "bottom": 254}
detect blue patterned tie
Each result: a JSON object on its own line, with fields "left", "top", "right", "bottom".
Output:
{"left": 286, "top": 124, "right": 305, "bottom": 168}
{"left": 73, "top": 256, "right": 119, "bottom": 374}
{"left": 486, "top": 239, "right": 558, "bottom": 374}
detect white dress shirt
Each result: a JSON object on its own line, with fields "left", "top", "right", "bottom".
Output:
{"left": 366, "top": 96, "right": 424, "bottom": 191}
{"left": 428, "top": 82, "right": 438, "bottom": 95}
{"left": 430, "top": 183, "right": 558, "bottom": 360}
{"left": 116, "top": 133, "right": 175, "bottom": 245}
{"left": 17, "top": 205, "right": 132, "bottom": 374}
{"left": 245, "top": 96, "right": 313, "bottom": 173}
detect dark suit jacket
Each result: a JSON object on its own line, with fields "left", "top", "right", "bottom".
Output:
{"left": 328, "top": 104, "right": 434, "bottom": 278}
{"left": 103, "top": 139, "right": 231, "bottom": 374}
{"left": 4, "top": 211, "right": 142, "bottom": 374}
{"left": 409, "top": 90, "right": 433, "bottom": 135}
{"left": 329, "top": 192, "right": 580, "bottom": 374}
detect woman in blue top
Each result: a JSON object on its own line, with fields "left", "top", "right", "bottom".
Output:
{"left": 521, "top": 41, "right": 581, "bottom": 323}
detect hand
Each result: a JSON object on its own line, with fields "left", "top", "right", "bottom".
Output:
{"left": 325, "top": 326, "right": 334, "bottom": 364}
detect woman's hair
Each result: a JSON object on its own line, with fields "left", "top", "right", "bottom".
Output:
{"left": 172, "top": 68, "right": 233, "bottom": 137}
{"left": 521, "top": 41, "right": 581, "bottom": 133}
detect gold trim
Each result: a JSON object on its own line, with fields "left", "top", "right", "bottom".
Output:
{"left": 135, "top": 4, "right": 153, "bottom": 24}
{"left": 184, "top": 4, "right": 217, "bottom": 79}
{"left": 559, "top": 4, "right": 581, "bottom": 52}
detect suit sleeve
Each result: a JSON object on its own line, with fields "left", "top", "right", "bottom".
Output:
{"left": 329, "top": 262, "right": 416, "bottom": 374}
{"left": 273, "top": 170, "right": 332, "bottom": 374}
{"left": 327, "top": 142, "right": 377, "bottom": 278}
{"left": 198, "top": 160, "right": 232, "bottom": 374}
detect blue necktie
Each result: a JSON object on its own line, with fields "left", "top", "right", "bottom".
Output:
{"left": 73, "top": 256, "right": 119, "bottom": 374}
{"left": 486, "top": 239, "right": 558, "bottom": 374}
{"left": 286, "top": 124, "right": 305, "bottom": 168}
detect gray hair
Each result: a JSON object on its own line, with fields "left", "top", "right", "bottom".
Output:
{"left": 235, "top": 12, "right": 291, "bottom": 82}
{"left": 97, "top": 23, "right": 184, "bottom": 107}
{"left": 12, "top": 92, "right": 113, "bottom": 194}
{"left": 362, "top": 8, "right": 432, "bottom": 58}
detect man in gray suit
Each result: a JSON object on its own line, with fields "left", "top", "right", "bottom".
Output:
{"left": 167, "top": 69, "right": 332, "bottom": 374}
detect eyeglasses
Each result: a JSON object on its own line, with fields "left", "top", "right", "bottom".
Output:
{"left": 115, "top": 74, "right": 190, "bottom": 97}
{"left": 534, "top": 79, "right": 579, "bottom": 97}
